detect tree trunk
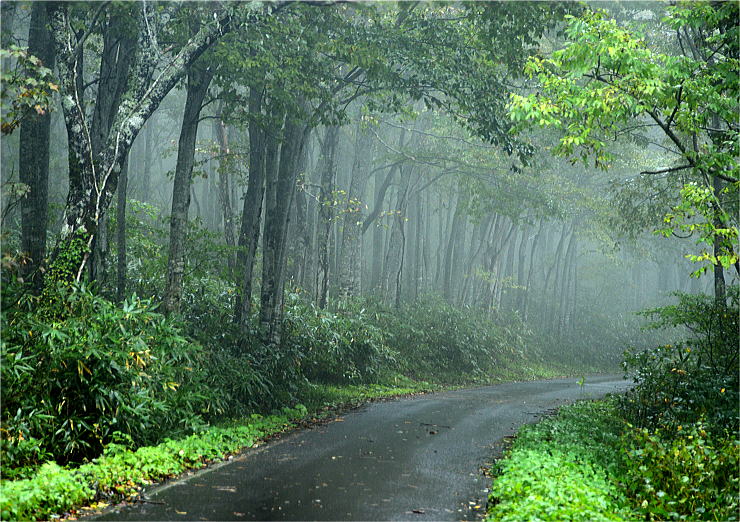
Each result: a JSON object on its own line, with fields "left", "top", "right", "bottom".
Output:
{"left": 89, "top": 10, "right": 136, "bottom": 285}
{"left": 214, "top": 109, "right": 237, "bottom": 273}
{"left": 523, "top": 218, "right": 544, "bottom": 320}
{"left": 19, "top": 1, "right": 55, "bottom": 291}
{"left": 384, "top": 166, "right": 414, "bottom": 307}
{"left": 45, "top": 2, "right": 244, "bottom": 287}
{"left": 116, "top": 155, "right": 129, "bottom": 302}
{"left": 234, "top": 87, "right": 268, "bottom": 324}
{"left": 443, "top": 192, "right": 465, "bottom": 301}
{"left": 163, "top": 64, "right": 213, "bottom": 315}
{"left": 316, "top": 126, "right": 339, "bottom": 309}
{"left": 338, "top": 123, "right": 373, "bottom": 299}
{"left": 260, "top": 114, "right": 310, "bottom": 344}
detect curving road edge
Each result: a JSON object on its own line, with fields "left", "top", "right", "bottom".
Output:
{"left": 95, "top": 375, "right": 632, "bottom": 521}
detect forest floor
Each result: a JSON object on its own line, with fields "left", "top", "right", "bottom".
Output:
{"left": 90, "top": 376, "right": 631, "bottom": 521}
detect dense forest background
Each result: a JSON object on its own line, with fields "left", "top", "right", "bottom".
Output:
{"left": 0, "top": 2, "right": 737, "bottom": 518}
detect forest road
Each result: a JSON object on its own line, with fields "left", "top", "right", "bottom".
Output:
{"left": 95, "top": 375, "right": 631, "bottom": 522}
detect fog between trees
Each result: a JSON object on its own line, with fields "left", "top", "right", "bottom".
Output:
{"left": 1, "top": 1, "right": 736, "bottom": 364}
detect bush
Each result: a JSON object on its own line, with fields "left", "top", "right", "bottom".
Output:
{"left": 623, "top": 422, "right": 740, "bottom": 520}
{"left": 0, "top": 407, "right": 306, "bottom": 521}
{"left": 282, "top": 294, "right": 397, "bottom": 385}
{"left": 620, "top": 287, "right": 739, "bottom": 434}
{"left": 376, "top": 296, "right": 530, "bottom": 382}
{"left": 1, "top": 283, "right": 208, "bottom": 468}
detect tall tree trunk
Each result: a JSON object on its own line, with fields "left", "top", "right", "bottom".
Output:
{"left": 89, "top": 10, "right": 136, "bottom": 285}
{"left": 557, "top": 228, "right": 576, "bottom": 337}
{"left": 443, "top": 192, "right": 465, "bottom": 301}
{"left": 116, "top": 155, "right": 129, "bottom": 302}
{"left": 316, "top": 126, "right": 339, "bottom": 309}
{"left": 523, "top": 218, "right": 544, "bottom": 320}
{"left": 515, "top": 223, "right": 529, "bottom": 313}
{"left": 163, "top": 64, "right": 213, "bottom": 315}
{"left": 384, "top": 166, "right": 414, "bottom": 307}
{"left": 141, "top": 122, "right": 153, "bottom": 202}
{"left": 214, "top": 109, "right": 236, "bottom": 273}
{"left": 260, "top": 114, "right": 310, "bottom": 344}
{"left": 234, "top": 87, "right": 267, "bottom": 325}
{"left": 338, "top": 123, "right": 373, "bottom": 298}
{"left": 19, "top": 1, "right": 55, "bottom": 291}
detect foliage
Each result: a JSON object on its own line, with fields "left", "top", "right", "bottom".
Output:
{"left": 1, "top": 283, "right": 208, "bottom": 467}
{"left": 0, "top": 408, "right": 306, "bottom": 521}
{"left": 488, "top": 397, "right": 739, "bottom": 521}
{"left": 486, "top": 399, "right": 634, "bottom": 521}
{"left": 620, "top": 287, "right": 738, "bottom": 433}
{"left": 0, "top": 45, "right": 58, "bottom": 135}
{"left": 622, "top": 422, "right": 739, "bottom": 520}
{"left": 282, "top": 294, "right": 397, "bottom": 385}
{"left": 375, "top": 296, "right": 531, "bottom": 383}
{"left": 616, "top": 287, "right": 739, "bottom": 519}
{"left": 508, "top": 6, "right": 740, "bottom": 273}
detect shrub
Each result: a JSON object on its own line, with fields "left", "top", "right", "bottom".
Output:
{"left": 1, "top": 283, "right": 208, "bottom": 468}
{"left": 620, "top": 287, "right": 739, "bottom": 434}
{"left": 281, "top": 294, "right": 397, "bottom": 385}
{"left": 0, "top": 407, "right": 306, "bottom": 521}
{"left": 623, "top": 422, "right": 740, "bottom": 520}
{"left": 377, "top": 296, "right": 530, "bottom": 382}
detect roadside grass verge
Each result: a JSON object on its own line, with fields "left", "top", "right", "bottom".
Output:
{"left": 486, "top": 398, "right": 635, "bottom": 521}
{"left": 486, "top": 397, "right": 739, "bottom": 521}
{"left": 0, "top": 407, "right": 307, "bottom": 521}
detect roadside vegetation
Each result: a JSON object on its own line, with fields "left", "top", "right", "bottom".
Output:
{"left": 487, "top": 289, "right": 739, "bottom": 521}
{"left": 1, "top": 1, "right": 737, "bottom": 521}
{"left": 0, "top": 266, "right": 632, "bottom": 519}
{"left": 487, "top": 2, "right": 739, "bottom": 519}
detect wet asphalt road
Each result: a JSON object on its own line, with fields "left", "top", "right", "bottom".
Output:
{"left": 95, "top": 375, "right": 631, "bottom": 522}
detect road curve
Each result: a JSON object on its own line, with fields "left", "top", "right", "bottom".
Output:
{"left": 95, "top": 375, "right": 631, "bottom": 522}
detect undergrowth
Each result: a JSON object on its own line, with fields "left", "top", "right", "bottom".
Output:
{"left": 0, "top": 406, "right": 307, "bottom": 521}
{"left": 486, "top": 399, "right": 634, "bottom": 521}
{"left": 487, "top": 288, "right": 740, "bottom": 521}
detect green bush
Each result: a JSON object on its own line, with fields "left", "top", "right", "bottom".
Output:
{"left": 620, "top": 288, "right": 739, "bottom": 434}
{"left": 282, "top": 294, "right": 397, "bottom": 385}
{"left": 0, "top": 407, "right": 306, "bottom": 521}
{"left": 1, "top": 284, "right": 208, "bottom": 468}
{"left": 376, "top": 296, "right": 530, "bottom": 382}
{"left": 623, "top": 422, "right": 739, "bottom": 520}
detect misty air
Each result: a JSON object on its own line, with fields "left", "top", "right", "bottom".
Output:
{"left": 0, "top": 1, "right": 737, "bottom": 520}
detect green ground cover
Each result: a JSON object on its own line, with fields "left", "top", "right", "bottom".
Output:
{"left": 487, "top": 290, "right": 739, "bottom": 522}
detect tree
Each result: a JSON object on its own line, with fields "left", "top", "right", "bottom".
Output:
{"left": 163, "top": 61, "right": 214, "bottom": 315}
{"left": 509, "top": 5, "right": 739, "bottom": 300}
{"left": 43, "top": 2, "right": 271, "bottom": 289}
{"left": 18, "top": 2, "right": 56, "bottom": 291}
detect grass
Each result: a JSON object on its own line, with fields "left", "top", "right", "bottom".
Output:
{"left": 485, "top": 397, "right": 739, "bottom": 521}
